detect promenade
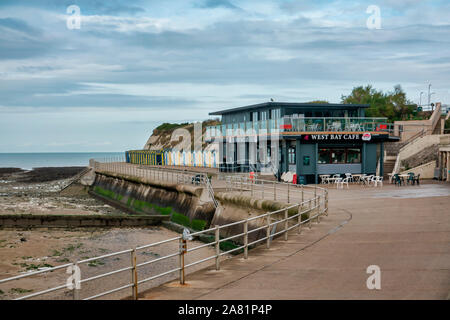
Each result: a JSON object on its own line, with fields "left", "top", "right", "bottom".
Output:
{"left": 140, "top": 181, "right": 450, "bottom": 300}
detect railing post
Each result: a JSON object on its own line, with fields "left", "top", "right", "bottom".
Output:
{"left": 179, "top": 238, "right": 186, "bottom": 284}
{"left": 131, "top": 248, "right": 138, "bottom": 300}
{"left": 325, "top": 191, "right": 329, "bottom": 216}
{"left": 287, "top": 183, "right": 290, "bottom": 203}
{"left": 309, "top": 199, "right": 312, "bottom": 229}
{"left": 262, "top": 180, "right": 264, "bottom": 199}
{"left": 266, "top": 214, "right": 271, "bottom": 249}
{"left": 317, "top": 195, "right": 321, "bottom": 224}
{"left": 301, "top": 185, "right": 304, "bottom": 203}
{"left": 244, "top": 220, "right": 248, "bottom": 259}
{"left": 273, "top": 182, "right": 276, "bottom": 201}
{"left": 284, "top": 209, "right": 289, "bottom": 241}
{"left": 250, "top": 180, "right": 253, "bottom": 197}
{"left": 297, "top": 206, "right": 302, "bottom": 234}
{"left": 215, "top": 225, "right": 220, "bottom": 270}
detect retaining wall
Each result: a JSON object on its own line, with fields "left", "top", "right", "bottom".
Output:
{"left": 91, "top": 173, "right": 216, "bottom": 232}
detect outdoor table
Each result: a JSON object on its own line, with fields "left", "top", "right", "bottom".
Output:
{"left": 326, "top": 177, "right": 340, "bottom": 184}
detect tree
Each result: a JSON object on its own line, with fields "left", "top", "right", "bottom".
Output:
{"left": 341, "top": 84, "right": 415, "bottom": 121}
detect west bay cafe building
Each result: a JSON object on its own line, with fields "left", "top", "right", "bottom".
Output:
{"left": 205, "top": 102, "right": 400, "bottom": 184}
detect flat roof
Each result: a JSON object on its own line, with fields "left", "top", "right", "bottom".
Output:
{"left": 209, "top": 102, "right": 370, "bottom": 116}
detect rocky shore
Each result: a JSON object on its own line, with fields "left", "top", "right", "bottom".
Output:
{"left": 0, "top": 167, "right": 122, "bottom": 215}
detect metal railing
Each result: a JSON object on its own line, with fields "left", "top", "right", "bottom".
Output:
{"left": 92, "top": 160, "right": 219, "bottom": 208}
{"left": 0, "top": 177, "right": 328, "bottom": 300}
{"left": 205, "top": 116, "right": 400, "bottom": 140}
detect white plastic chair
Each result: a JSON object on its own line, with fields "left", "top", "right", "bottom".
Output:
{"left": 345, "top": 173, "right": 353, "bottom": 183}
{"left": 336, "top": 177, "right": 349, "bottom": 189}
{"left": 373, "top": 176, "right": 383, "bottom": 187}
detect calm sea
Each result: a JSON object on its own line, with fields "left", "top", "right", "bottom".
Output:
{"left": 0, "top": 152, "right": 125, "bottom": 170}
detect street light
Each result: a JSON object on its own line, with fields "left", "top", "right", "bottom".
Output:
{"left": 419, "top": 91, "right": 424, "bottom": 110}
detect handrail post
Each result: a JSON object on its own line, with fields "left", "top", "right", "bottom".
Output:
{"left": 309, "top": 199, "right": 312, "bottom": 229}
{"left": 317, "top": 195, "right": 321, "bottom": 224}
{"left": 297, "top": 205, "right": 302, "bottom": 234}
{"left": 179, "top": 238, "right": 186, "bottom": 284}
{"left": 273, "top": 182, "right": 276, "bottom": 201}
{"left": 287, "top": 183, "right": 290, "bottom": 203}
{"left": 284, "top": 209, "right": 289, "bottom": 241}
{"left": 266, "top": 214, "right": 271, "bottom": 249}
{"left": 262, "top": 180, "right": 264, "bottom": 199}
{"left": 131, "top": 248, "right": 138, "bottom": 300}
{"left": 325, "top": 191, "right": 329, "bottom": 216}
{"left": 244, "top": 220, "right": 248, "bottom": 259}
{"left": 215, "top": 225, "right": 220, "bottom": 270}
{"left": 301, "top": 185, "right": 304, "bottom": 203}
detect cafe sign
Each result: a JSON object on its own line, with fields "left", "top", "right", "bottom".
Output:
{"left": 301, "top": 133, "right": 373, "bottom": 143}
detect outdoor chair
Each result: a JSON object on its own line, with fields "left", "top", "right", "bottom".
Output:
{"left": 373, "top": 176, "right": 383, "bottom": 187}
{"left": 345, "top": 173, "right": 353, "bottom": 182}
{"left": 393, "top": 174, "right": 403, "bottom": 186}
{"left": 191, "top": 174, "right": 202, "bottom": 185}
{"left": 336, "top": 177, "right": 349, "bottom": 189}
{"left": 406, "top": 172, "right": 415, "bottom": 185}
{"left": 413, "top": 174, "right": 420, "bottom": 185}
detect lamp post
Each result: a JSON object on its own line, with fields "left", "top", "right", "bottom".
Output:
{"left": 419, "top": 91, "right": 424, "bottom": 110}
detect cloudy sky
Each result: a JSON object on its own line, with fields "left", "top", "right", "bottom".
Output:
{"left": 1, "top": 0, "right": 449, "bottom": 152}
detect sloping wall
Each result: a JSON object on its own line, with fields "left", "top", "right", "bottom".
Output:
{"left": 91, "top": 173, "right": 216, "bottom": 231}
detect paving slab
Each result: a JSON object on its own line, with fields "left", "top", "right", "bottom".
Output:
{"left": 140, "top": 182, "right": 450, "bottom": 300}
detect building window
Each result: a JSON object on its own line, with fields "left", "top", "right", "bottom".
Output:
{"left": 318, "top": 148, "right": 361, "bottom": 164}
{"left": 271, "top": 109, "right": 281, "bottom": 119}
{"left": 288, "top": 147, "right": 296, "bottom": 164}
{"left": 261, "top": 111, "right": 268, "bottom": 120}
{"left": 346, "top": 148, "right": 361, "bottom": 163}
{"left": 252, "top": 111, "right": 258, "bottom": 121}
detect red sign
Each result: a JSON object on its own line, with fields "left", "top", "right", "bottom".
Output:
{"left": 280, "top": 124, "right": 292, "bottom": 129}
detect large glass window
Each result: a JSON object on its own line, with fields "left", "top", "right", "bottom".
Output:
{"left": 318, "top": 148, "right": 329, "bottom": 164}
{"left": 317, "top": 148, "right": 361, "bottom": 164}
{"left": 271, "top": 109, "right": 281, "bottom": 119}
{"left": 331, "top": 149, "right": 345, "bottom": 164}
{"left": 346, "top": 148, "right": 361, "bottom": 163}
{"left": 261, "top": 111, "right": 268, "bottom": 120}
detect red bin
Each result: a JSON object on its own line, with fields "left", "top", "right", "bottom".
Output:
{"left": 292, "top": 174, "right": 297, "bottom": 184}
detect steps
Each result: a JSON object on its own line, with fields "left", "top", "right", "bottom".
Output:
{"left": 383, "top": 157, "right": 396, "bottom": 179}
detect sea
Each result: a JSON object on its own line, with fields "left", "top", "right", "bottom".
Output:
{"left": 0, "top": 152, "right": 125, "bottom": 170}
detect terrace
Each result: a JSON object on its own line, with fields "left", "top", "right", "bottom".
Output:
{"left": 205, "top": 116, "right": 400, "bottom": 140}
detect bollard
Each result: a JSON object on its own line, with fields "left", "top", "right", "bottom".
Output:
{"left": 130, "top": 248, "right": 138, "bottom": 300}
{"left": 215, "top": 226, "right": 220, "bottom": 270}
{"left": 244, "top": 220, "right": 248, "bottom": 259}
{"left": 284, "top": 209, "right": 289, "bottom": 241}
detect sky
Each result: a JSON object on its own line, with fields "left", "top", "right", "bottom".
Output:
{"left": 0, "top": 0, "right": 449, "bottom": 152}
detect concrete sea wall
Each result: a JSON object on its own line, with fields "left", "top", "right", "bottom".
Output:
{"left": 91, "top": 173, "right": 216, "bottom": 231}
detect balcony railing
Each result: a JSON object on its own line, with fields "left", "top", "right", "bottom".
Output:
{"left": 206, "top": 117, "right": 400, "bottom": 140}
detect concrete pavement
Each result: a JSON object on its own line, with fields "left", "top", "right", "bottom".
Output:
{"left": 140, "top": 182, "right": 450, "bottom": 300}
